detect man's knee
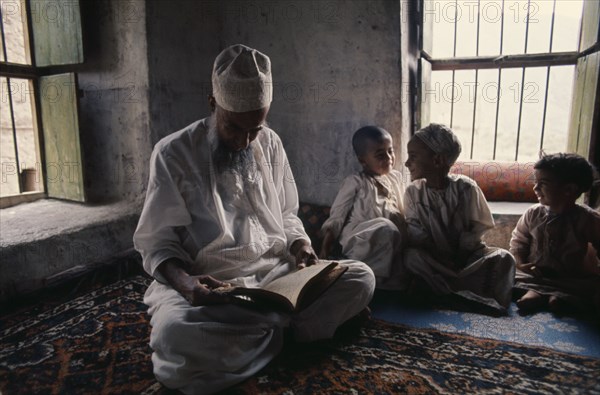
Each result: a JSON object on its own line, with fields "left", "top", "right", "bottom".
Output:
{"left": 341, "top": 260, "right": 376, "bottom": 298}
{"left": 149, "top": 308, "right": 192, "bottom": 352}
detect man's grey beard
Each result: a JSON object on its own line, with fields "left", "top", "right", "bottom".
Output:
{"left": 208, "top": 117, "right": 257, "bottom": 179}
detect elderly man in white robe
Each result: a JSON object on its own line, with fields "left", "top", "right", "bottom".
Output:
{"left": 133, "top": 44, "right": 375, "bottom": 394}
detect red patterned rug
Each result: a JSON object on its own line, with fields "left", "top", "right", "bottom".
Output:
{"left": 1, "top": 271, "right": 599, "bottom": 394}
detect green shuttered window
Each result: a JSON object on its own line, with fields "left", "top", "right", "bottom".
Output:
{"left": 0, "top": 0, "right": 84, "bottom": 207}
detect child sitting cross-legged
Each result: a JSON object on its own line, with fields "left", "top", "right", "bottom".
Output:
{"left": 510, "top": 153, "right": 600, "bottom": 315}
{"left": 319, "top": 126, "right": 408, "bottom": 290}
{"left": 403, "top": 123, "right": 516, "bottom": 314}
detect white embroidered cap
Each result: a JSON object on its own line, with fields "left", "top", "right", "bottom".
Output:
{"left": 212, "top": 44, "right": 273, "bottom": 113}
{"left": 414, "top": 123, "right": 462, "bottom": 166}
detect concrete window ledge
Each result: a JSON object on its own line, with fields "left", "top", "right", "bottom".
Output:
{"left": 484, "top": 201, "right": 533, "bottom": 250}
{"left": 488, "top": 201, "right": 533, "bottom": 216}
{"left": 0, "top": 199, "right": 142, "bottom": 303}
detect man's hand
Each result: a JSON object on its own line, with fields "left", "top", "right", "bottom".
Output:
{"left": 180, "top": 274, "right": 233, "bottom": 306}
{"left": 157, "top": 259, "right": 233, "bottom": 306}
{"left": 517, "top": 262, "right": 542, "bottom": 277}
{"left": 290, "top": 239, "right": 318, "bottom": 269}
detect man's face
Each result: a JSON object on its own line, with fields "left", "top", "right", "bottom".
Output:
{"left": 215, "top": 104, "right": 269, "bottom": 152}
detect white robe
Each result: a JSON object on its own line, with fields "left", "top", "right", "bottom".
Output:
{"left": 403, "top": 175, "right": 515, "bottom": 312}
{"left": 321, "top": 171, "right": 406, "bottom": 287}
{"left": 133, "top": 118, "right": 375, "bottom": 394}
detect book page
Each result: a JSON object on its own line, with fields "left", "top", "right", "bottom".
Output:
{"left": 260, "top": 262, "right": 338, "bottom": 309}
{"left": 213, "top": 261, "right": 346, "bottom": 312}
{"left": 296, "top": 264, "right": 348, "bottom": 310}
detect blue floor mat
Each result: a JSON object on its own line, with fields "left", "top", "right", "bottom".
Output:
{"left": 370, "top": 290, "right": 600, "bottom": 358}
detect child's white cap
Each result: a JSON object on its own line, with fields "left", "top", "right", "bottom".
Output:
{"left": 414, "top": 123, "right": 462, "bottom": 166}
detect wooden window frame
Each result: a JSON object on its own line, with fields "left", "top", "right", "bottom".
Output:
{"left": 415, "top": 0, "right": 599, "bottom": 204}
{"left": 0, "top": 0, "right": 85, "bottom": 208}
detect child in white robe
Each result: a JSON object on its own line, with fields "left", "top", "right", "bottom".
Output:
{"left": 510, "top": 153, "right": 600, "bottom": 314}
{"left": 319, "top": 126, "right": 407, "bottom": 289}
{"left": 403, "top": 123, "right": 515, "bottom": 314}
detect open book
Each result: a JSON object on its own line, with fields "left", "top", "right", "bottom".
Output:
{"left": 214, "top": 261, "right": 347, "bottom": 313}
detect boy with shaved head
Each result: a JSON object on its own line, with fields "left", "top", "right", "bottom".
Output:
{"left": 320, "top": 126, "right": 407, "bottom": 289}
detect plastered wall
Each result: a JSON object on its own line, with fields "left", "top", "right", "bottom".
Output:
{"left": 78, "top": 0, "right": 151, "bottom": 204}
{"left": 145, "top": 0, "right": 409, "bottom": 206}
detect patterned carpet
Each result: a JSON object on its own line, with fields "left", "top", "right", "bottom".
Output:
{"left": 0, "top": 275, "right": 154, "bottom": 395}
{"left": 235, "top": 320, "right": 600, "bottom": 394}
{"left": 1, "top": 270, "right": 599, "bottom": 394}
{"left": 371, "top": 290, "right": 600, "bottom": 358}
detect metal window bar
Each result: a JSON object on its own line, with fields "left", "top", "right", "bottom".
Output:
{"left": 572, "top": 3, "right": 587, "bottom": 153}
{"left": 539, "top": 0, "right": 558, "bottom": 151}
{"left": 0, "top": 5, "right": 7, "bottom": 61}
{"left": 426, "top": 0, "right": 582, "bottom": 163}
{"left": 449, "top": 0, "right": 459, "bottom": 128}
{"left": 469, "top": 0, "right": 481, "bottom": 159}
{"left": 5, "top": 77, "right": 24, "bottom": 193}
{"left": 23, "top": 0, "right": 46, "bottom": 197}
{"left": 493, "top": 0, "right": 506, "bottom": 160}
{"left": 574, "top": 59, "right": 589, "bottom": 153}
{"left": 514, "top": 0, "right": 532, "bottom": 161}
{"left": 427, "top": 52, "right": 579, "bottom": 70}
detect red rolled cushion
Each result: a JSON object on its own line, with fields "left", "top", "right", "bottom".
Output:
{"left": 450, "top": 161, "right": 537, "bottom": 202}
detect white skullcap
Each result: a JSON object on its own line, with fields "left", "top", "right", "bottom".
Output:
{"left": 212, "top": 44, "right": 273, "bottom": 113}
{"left": 413, "top": 123, "right": 462, "bottom": 166}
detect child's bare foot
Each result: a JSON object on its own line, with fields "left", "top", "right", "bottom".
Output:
{"left": 517, "top": 290, "right": 547, "bottom": 313}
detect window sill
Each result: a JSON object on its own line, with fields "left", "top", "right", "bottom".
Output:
{"left": 483, "top": 201, "right": 532, "bottom": 251}
{"left": 0, "top": 199, "right": 142, "bottom": 302}
{"left": 488, "top": 201, "right": 532, "bottom": 217}
{"left": 0, "top": 192, "right": 46, "bottom": 209}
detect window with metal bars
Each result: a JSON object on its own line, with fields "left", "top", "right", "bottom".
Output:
{"left": 0, "top": 0, "right": 85, "bottom": 208}
{"left": 417, "top": 0, "right": 598, "bottom": 167}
